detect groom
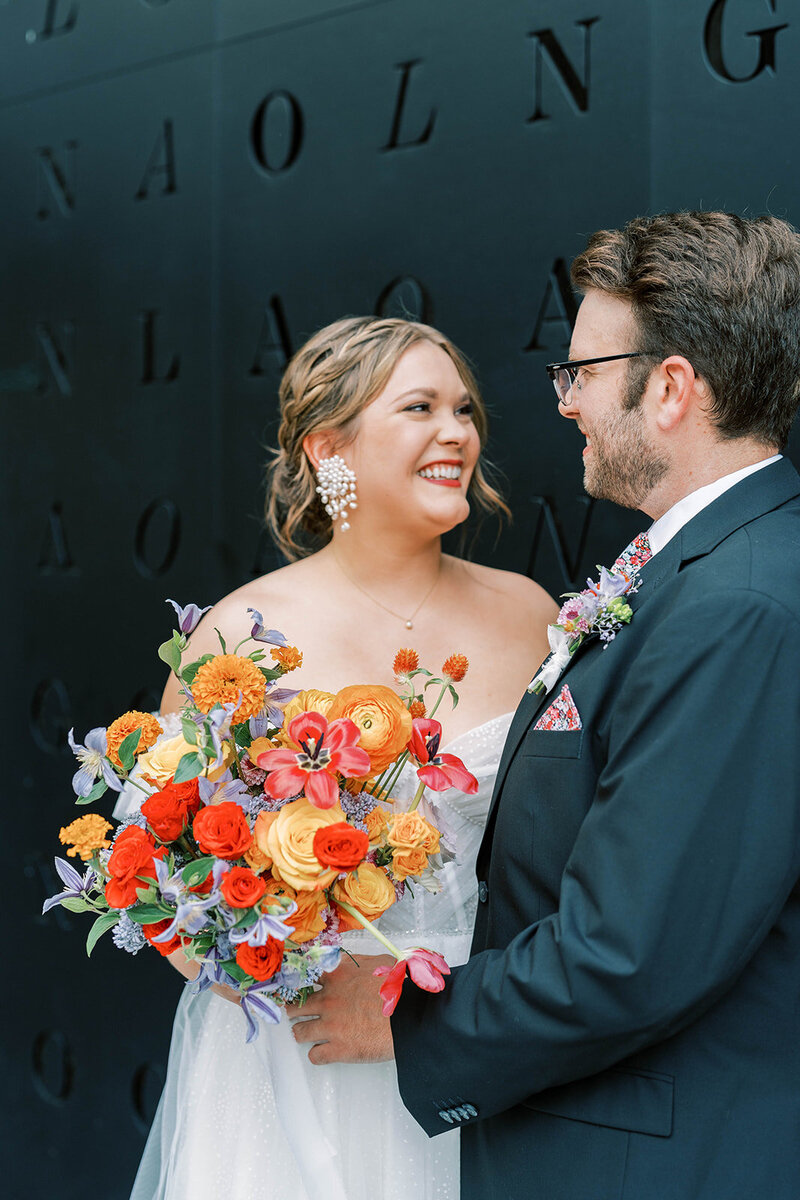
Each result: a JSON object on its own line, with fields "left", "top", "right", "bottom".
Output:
{"left": 295, "top": 212, "right": 800, "bottom": 1198}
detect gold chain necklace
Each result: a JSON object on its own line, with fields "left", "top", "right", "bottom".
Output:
{"left": 332, "top": 550, "right": 442, "bottom": 630}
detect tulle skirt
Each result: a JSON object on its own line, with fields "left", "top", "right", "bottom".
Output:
{"left": 129, "top": 931, "right": 471, "bottom": 1200}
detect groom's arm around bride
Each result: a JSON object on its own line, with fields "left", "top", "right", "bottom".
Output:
{"left": 305, "top": 212, "right": 800, "bottom": 1200}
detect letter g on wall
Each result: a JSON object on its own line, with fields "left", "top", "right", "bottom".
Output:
{"left": 704, "top": 0, "right": 788, "bottom": 83}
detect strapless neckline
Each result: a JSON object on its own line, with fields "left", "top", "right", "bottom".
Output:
{"left": 440, "top": 710, "right": 516, "bottom": 754}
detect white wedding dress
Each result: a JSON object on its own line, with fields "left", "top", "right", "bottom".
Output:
{"left": 126, "top": 712, "right": 513, "bottom": 1200}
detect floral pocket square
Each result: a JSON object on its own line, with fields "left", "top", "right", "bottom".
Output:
{"left": 533, "top": 684, "right": 582, "bottom": 732}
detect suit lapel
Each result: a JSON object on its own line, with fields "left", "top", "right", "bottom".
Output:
{"left": 482, "top": 459, "right": 800, "bottom": 847}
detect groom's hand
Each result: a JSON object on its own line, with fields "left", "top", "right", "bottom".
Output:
{"left": 289, "top": 954, "right": 395, "bottom": 1065}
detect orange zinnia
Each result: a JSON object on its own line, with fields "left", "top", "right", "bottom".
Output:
{"left": 106, "top": 711, "right": 163, "bottom": 768}
{"left": 270, "top": 645, "right": 303, "bottom": 673}
{"left": 393, "top": 648, "right": 419, "bottom": 677}
{"left": 442, "top": 653, "right": 469, "bottom": 683}
{"left": 191, "top": 654, "right": 266, "bottom": 724}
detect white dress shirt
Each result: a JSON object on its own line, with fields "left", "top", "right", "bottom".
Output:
{"left": 646, "top": 454, "right": 782, "bottom": 558}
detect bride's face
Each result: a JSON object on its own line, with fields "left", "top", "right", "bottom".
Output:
{"left": 346, "top": 341, "right": 481, "bottom": 537}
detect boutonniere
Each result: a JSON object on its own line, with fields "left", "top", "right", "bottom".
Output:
{"left": 528, "top": 566, "right": 637, "bottom": 696}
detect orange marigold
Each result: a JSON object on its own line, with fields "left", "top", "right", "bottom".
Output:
{"left": 442, "top": 653, "right": 469, "bottom": 683}
{"left": 270, "top": 645, "right": 303, "bottom": 673}
{"left": 409, "top": 698, "right": 426, "bottom": 719}
{"left": 106, "top": 711, "right": 163, "bottom": 769}
{"left": 59, "top": 813, "right": 113, "bottom": 860}
{"left": 393, "top": 648, "right": 419, "bottom": 677}
{"left": 191, "top": 654, "right": 266, "bottom": 724}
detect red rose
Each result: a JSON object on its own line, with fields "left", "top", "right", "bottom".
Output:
{"left": 192, "top": 801, "right": 253, "bottom": 860}
{"left": 313, "top": 822, "right": 370, "bottom": 871}
{"left": 105, "top": 826, "right": 166, "bottom": 908}
{"left": 142, "top": 779, "right": 201, "bottom": 843}
{"left": 220, "top": 866, "right": 267, "bottom": 909}
{"left": 142, "top": 919, "right": 183, "bottom": 957}
{"left": 235, "top": 936, "right": 284, "bottom": 981}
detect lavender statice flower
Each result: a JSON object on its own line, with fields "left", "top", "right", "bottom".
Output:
{"left": 112, "top": 911, "right": 147, "bottom": 955}
{"left": 166, "top": 599, "right": 212, "bottom": 635}
{"left": 339, "top": 789, "right": 378, "bottom": 833}
{"left": 117, "top": 810, "right": 147, "bottom": 831}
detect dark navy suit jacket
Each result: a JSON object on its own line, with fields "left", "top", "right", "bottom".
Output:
{"left": 392, "top": 458, "right": 800, "bottom": 1199}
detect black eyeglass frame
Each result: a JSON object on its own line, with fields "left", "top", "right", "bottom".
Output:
{"left": 545, "top": 351, "right": 645, "bottom": 384}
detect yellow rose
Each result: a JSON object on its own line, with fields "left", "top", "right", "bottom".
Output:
{"left": 326, "top": 685, "right": 413, "bottom": 776}
{"left": 333, "top": 862, "right": 396, "bottom": 929}
{"left": 138, "top": 732, "right": 231, "bottom": 788}
{"left": 266, "top": 797, "right": 345, "bottom": 892}
{"left": 387, "top": 810, "right": 440, "bottom": 854}
{"left": 276, "top": 690, "right": 337, "bottom": 746}
{"left": 248, "top": 736, "right": 276, "bottom": 764}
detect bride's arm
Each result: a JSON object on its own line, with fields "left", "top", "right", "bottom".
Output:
{"left": 167, "top": 947, "right": 242, "bottom": 1005}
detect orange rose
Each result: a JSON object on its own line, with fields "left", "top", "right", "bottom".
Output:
{"left": 365, "top": 806, "right": 390, "bottom": 846}
{"left": 387, "top": 810, "right": 440, "bottom": 854}
{"left": 192, "top": 801, "right": 253, "bottom": 860}
{"left": 220, "top": 865, "right": 267, "bottom": 908}
{"left": 333, "top": 862, "right": 396, "bottom": 930}
{"left": 391, "top": 845, "right": 430, "bottom": 881}
{"left": 236, "top": 936, "right": 283, "bottom": 981}
{"left": 142, "top": 919, "right": 183, "bottom": 957}
{"left": 244, "top": 810, "right": 279, "bottom": 873}
{"left": 313, "top": 823, "right": 369, "bottom": 872}
{"left": 263, "top": 877, "right": 327, "bottom": 944}
{"left": 105, "top": 825, "right": 167, "bottom": 908}
{"left": 266, "top": 797, "right": 346, "bottom": 891}
{"left": 326, "top": 685, "right": 413, "bottom": 776}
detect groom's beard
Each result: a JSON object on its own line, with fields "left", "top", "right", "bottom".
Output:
{"left": 583, "top": 367, "right": 668, "bottom": 509}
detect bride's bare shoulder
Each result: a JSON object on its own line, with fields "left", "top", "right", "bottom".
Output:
{"left": 450, "top": 556, "right": 559, "bottom": 623}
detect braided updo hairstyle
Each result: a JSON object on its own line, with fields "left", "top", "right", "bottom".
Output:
{"left": 265, "top": 316, "right": 509, "bottom": 560}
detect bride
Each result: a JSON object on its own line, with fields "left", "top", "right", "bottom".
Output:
{"left": 125, "top": 316, "right": 557, "bottom": 1200}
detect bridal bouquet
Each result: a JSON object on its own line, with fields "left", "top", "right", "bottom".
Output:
{"left": 45, "top": 601, "right": 478, "bottom": 1039}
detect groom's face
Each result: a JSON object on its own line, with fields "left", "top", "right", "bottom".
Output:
{"left": 560, "top": 291, "right": 668, "bottom": 509}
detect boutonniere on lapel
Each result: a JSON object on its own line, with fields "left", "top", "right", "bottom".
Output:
{"left": 528, "top": 566, "right": 637, "bottom": 696}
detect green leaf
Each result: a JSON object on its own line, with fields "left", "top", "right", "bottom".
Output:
{"left": 234, "top": 722, "right": 253, "bottom": 750}
{"left": 158, "top": 637, "right": 183, "bottom": 674}
{"left": 61, "top": 896, "right": 92, "bottom": 914}
{"left": 74, "top": 776, "right": 110, "bottom": 807}
{"left": 215, "top": 627, "right": 228, "bottom": 654}
{"left": 181, "top": 856, "right": 215, "bottom": 887}
{"left": 86, "top": 911, "right": 119, "bottom": 956}
{"left": 173, "top": 750, "right": 205, "bottom": 784}
{"left": 118, "top": 728, "right": 142, "bottom": 772}
{"left": 180, "top": 717, "right": 198, "bottom": 746}
{"left": 221, "top": 961, "right": 248, "bottom": 984}
{"left": 135, "top": 884, "right": 157, "bottom": 904}
{"left": 181, "top": 654, "right": 214, "bottom": 686}
{"left": 249, "top": 651, "right": 266, "bottom": 662}
{"left": 258, "top": 666, "right": 282, "bottom": 683}
{"left": 127, "top": 903, "right": 172, "bottom": 924}
{"left": 448, "top": 684, "right": 459, "bottom": 709}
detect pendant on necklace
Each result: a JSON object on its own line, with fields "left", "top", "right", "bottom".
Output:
{"left": 405, "top": 620, "right": 413, "bottom": 629}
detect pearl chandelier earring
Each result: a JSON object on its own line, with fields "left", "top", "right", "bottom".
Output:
{"left": 315, "top": 455, "right": 358, "bottom": 531}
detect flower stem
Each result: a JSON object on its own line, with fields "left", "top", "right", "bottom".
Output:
{"left": 407, "top": 779, "right": 426, "bottom": 813}
{"left": 428, "top": 684, "right": 448, "bottom": 720}
{"left": 334, "top": 899, "right": 403, "bottom": 960}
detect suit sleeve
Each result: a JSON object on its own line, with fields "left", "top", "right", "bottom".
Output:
{"left": 391, "top": 587, "right": 800, "bottom": 1135}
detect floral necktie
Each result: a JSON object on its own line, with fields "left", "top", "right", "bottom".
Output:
{"left": 611, "top": 531, "right": 652, "bottom": 579}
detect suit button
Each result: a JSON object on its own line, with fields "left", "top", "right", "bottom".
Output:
{"left": 478, "top": 881, "right": 488, "bottom": 903}
{"left": 438, "top": 1109, "right": 455, "bottom": 1124}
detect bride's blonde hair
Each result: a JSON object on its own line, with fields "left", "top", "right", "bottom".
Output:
{"left": 265, "top": 316, "right": 509, "bottom": 560}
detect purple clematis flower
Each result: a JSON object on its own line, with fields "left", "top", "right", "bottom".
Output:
{"left": 228, "top": 904, "right": 298, "bottom": 947}
{"left": 68, "top": 727, "right": 123, "bottom": 797}
{"left": 591, "top": 566, "right": 633, "bottom": 599}
{"left": 241, "top": 984, "right": 283, "bottom": 1041}
{"left": 200, "top": 776, "right": 252, "bottom": 811}
{"left": 166, "top": 599, "right": 212, "bottom": 635}
{"left": 151, "top": 858, "right": 226, "bottom": 942}
{"left": 246, "top": 609, "right": 288, "bottom": 647}
{"left": 42, "top": 857, "right": 97, "bottom": 914}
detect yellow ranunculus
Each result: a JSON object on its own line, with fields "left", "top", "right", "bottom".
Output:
{"left": 276, "top": 690, "right": 337, "bottom": 746}
{"left": 265, "top": 797, "right": 345, "bottom": 892}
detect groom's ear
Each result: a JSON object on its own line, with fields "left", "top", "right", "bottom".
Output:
{"left": 651, "top": 355, "right": 700, "bottom": 433}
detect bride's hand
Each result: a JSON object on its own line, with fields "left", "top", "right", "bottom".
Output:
{"left": 166, "top": 947, "right": 241, "bottom": 1005}
{"left": 288, "top": 953, "right": 395, "bottom": 1064}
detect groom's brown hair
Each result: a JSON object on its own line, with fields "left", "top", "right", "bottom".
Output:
{"left": 571, "top": 211, "right": 800, "bottom": 449}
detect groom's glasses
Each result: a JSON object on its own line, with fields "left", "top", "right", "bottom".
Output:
{"left": 546, "top": 352, "right": 645, "bottom": 405}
